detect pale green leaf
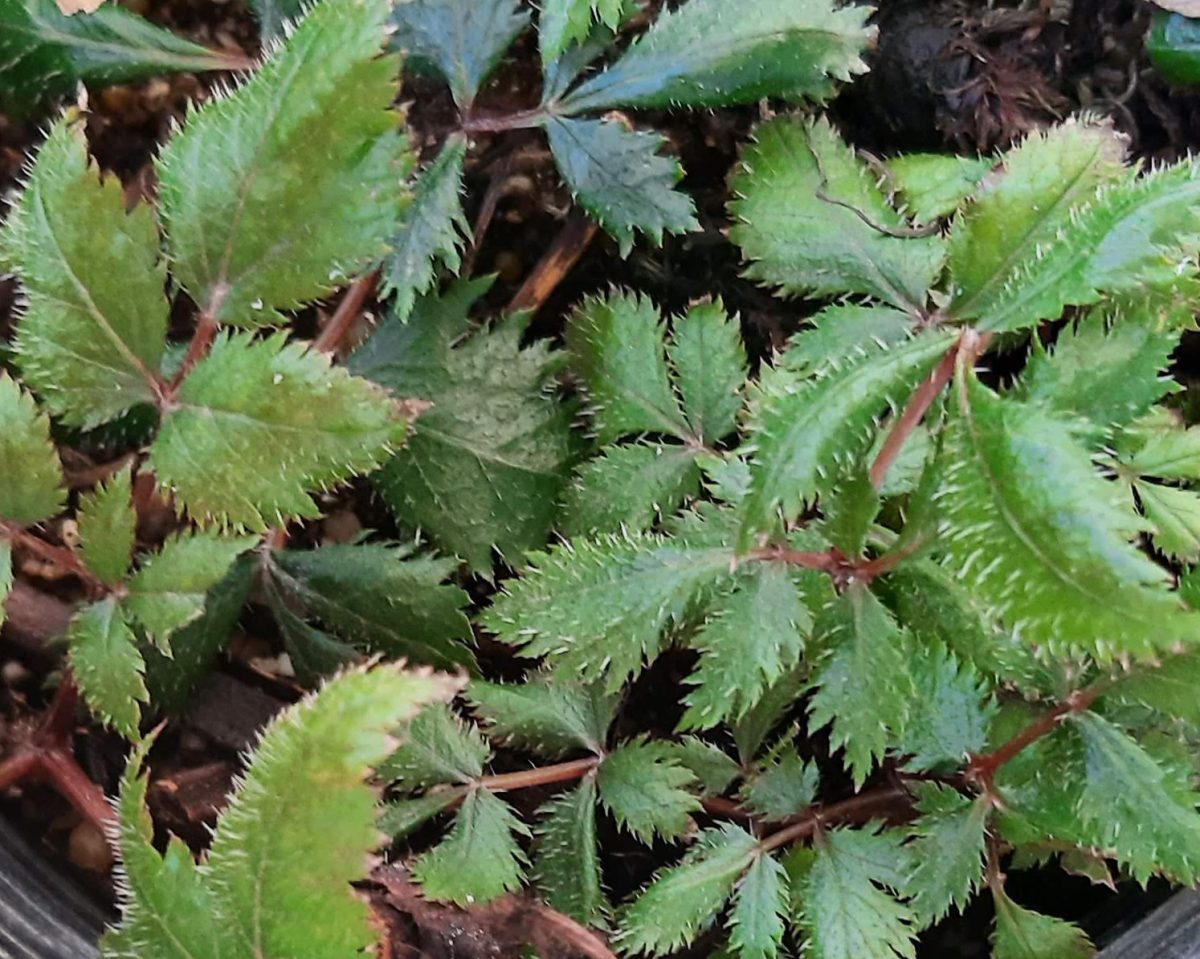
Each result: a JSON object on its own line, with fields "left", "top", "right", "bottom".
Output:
{"left": 896, "top": 641, "right": 995, "bottom": 772}
{"left": 560, "top": 0, "right": 871, "bottom": 111}
{"left": 948, "top": 119, "right": 1126, "bottom": 320}
{"left": 681, "top": 563, "right": 811, "bottom": 730}
{"left": 809, "top": 583, "right": 913, "bottom": 788}
{"left": 483, "top": 533, "right": 733, "bottom": 689}
{"left": 0, "top": 374, "right": 64, "bottom": 525}
{"left": 390, "top": 0, "right": 528, "bottom": 107}
{"left": 730, "top": 117, "right": 946, "bottom": 311}
{"left": 729, "top": 853, "right": 789, "bottom": 959}
{"left": 382, "top": 702, "right": 490, "bottom": 788}
{"left": 198, "top": 666, "right": 458, "bottom": 958}
{"left": 939, "top": 373, "right": 1193, "bottom": 660}
{"left": 539, "top": 0, "right": 627, "bottom": 64}
{"left": 157, "top": 0, "right": 408, "bottom": 325}
{"left": 1126, "top": 424, "right": 1200, "bottom": 480}
{"left": 906, "top": 784, "right": 988, "bottom": 926}
{"left": 668, "top": 299, "right": 747, "bottom": 444}
{"left": 76, "top": 467, "right": 135, "bottom": 586}
{"left": 382, "top": 136, "right": 469, "bottom": 320}
{"left": 598, "top": 738, "right": 700, "bottom": 843}
{"left": 738, "top": 330, "right": 954, "bottom": 550}
{"left": 990, "top": 888, "right": 1094, "bottom": 959}
{"left": 1137, "top": 480, "right": 1200, "bottom": 561}
{"left": 886, "top": 153, "right": 994, "bottom": 223}
{"left": 150, "top": 331, "right": 408, "bottom": 531}
{"left": 740, "top": 743, "right": 819, "bottom": 820}
{"left": 800, "top": 826, "right": 916, "bottom": 959}
{"left": 535, "top": 777, "right": 607, "bottom": 925}
{"left": 68, "top": 599, "right": 145, "bottom": 739}
{"left": 469, "top": 678, "right": 615, "bottom": 758}
{"left": 618, "top": 824, "right": 758, "bottom": 956}
{"left": 547, "top": 116, "right": 698, "bottom": 257}
{"left": 4, "top": 115, "right": 167, "bottom": 426}
{"left": 412, "top": 788, "right": 530, "bottom": 905}
{"left": 125, "top": 531, "right": 256, "bottom": 649}
{"left": 0, "top": 0, "right": 239, "bottom": 119}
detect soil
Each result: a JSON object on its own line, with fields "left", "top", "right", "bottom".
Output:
{"left": 0, "top": 0, "right": 1197, "bottom": 956}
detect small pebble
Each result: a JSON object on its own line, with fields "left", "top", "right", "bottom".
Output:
{"left": 68, "top": 820, "right": 113, "bottom": 874}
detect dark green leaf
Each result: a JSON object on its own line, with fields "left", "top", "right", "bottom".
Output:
{"left": 598, "top": 738, "right": 700, "bottom": 843}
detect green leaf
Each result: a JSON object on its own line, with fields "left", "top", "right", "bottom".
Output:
{"left": 821, "top": 464, "right": 880, "bottom": 558}
{"left": 0, "top": 541, "right": 11, "bottom": 631}
{"left": 379, "top": 791, "right": 460, "bottom": 840}
{"left": 800, "top": 826, "right": 916, "bottom": 959}
{"left": 990, "top": 888, "right": 1095, "bottom": 959}
{"left": 483, "top": 533, "right": 733, "bottom": 689}
{"left": 546, "top": 116, "right": 698, "bottom": 257}
{"left": 598, "top": 738, "right": 700, "bottom": 843}
{"left": 412, "top": 788, "right": 530, "bottom": 905}
{"left": 730, "top": 117, "right": 946, "bottom": 311}
{"left": 0, "top": 0, "right": 238, "bottom": 119}
{"left": 246, "top": 0, "right": 304, "bottom": 39}
{"left": 1102, "top": 650, "right": 1200, "bottom": 725}
{"left": 270, "top": 542, "right": 473, "bottom": 671}
{"left": 1072, "top": 711, "right": 1200, "bottom": 884}
{"left": 809, "top": 583, "right": 913, "bottom": 788}
{"left": 469, "top": 678, "right": 615, "bottom": 758}
{"left": 738, "top": 330, "right": 954, "bottom": 550}
{"left": 618, "top": 824, "right": 758, "bottom": 956}
{"left": 539, "top": 0, "right": 627, "bottom": 65}
{"left": 68, "top": 599, "right": 145, "bottom": 739}
{"left": 76, "top": 467, "right": 135, "bottom": 586}
{"left": 939, "top": 373, "right": 1193, "bottom": 660}
{"left": 149, "top": 331, "right": 408, "bottom": 531}
{"left": 124, "top": 531, "right": 256, "bottom": 649}
{"left": 896, "top": 641, "right": 995, "bottom": 772}
{"left": 1126, "top": 424, "right": 1200, "bottom": 480}
{"left": 1136, "top": 480, "right": 1200, "bottom": 561}
{"left": 390, "top": 0, "right": 528, "bottom": 107}
{"left": 535, "top": 777, "right": 607, "bottom": 925}
{"left": 740, "top": 743, "right": 819, "bottom": 820}
{"left": 382, "top": 136, "right": 469, "bottom": 320}
{"left": 197, "top": 666, "right": 458, "bottom": 959}
{"left": 382, "top": 702, "right": 490, "bottom": 788}
{"left": 560, "top": 0, "right": 871, "bottom": 112}
{"left": 0, "top": 375, "right": 64, "bottom": 525}
{"left": 781, "top": 304, "right": 914, "bottom": 373}
{"left": 681, "top": 563, "right": 811, "bottom": 730}
{"left": 156, "top": 0, "right": 408, "bottom": 325}
{"left": 3, "top": 115, "right": 167, "bottom": 427}
{"left": 886, "top": 153, "right": 994, "bottom": 224}
{"left": 675, "top": 737, "right": 742, "bottom": 796}
{"left": 948, "top": 119, "right": 1126, "bottom": 321}
{"left": 357, "top": 303, "right": 576, "bottom": 571}
{"left": 562, "top": 443, "right": 703, "bottom": 537}
{"left": 567, "top": 291, "right": 690, "bottom": 442}
{"left": 729, "top": 854, "right": 789, "bottom": 959}
{"left": 906, "top": 784, "right": 988, "bottom": 926}
{"left": 668, "top": 300, "right": 748, "bottom": 445}
{"left": 264, "top": 580, "right": 358, "bottom": 684}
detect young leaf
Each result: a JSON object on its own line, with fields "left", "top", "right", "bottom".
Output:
{"left": 886, "top": 153, "right": 994, "bottom": 223}
{"left": 68, "top": 599, "right": 146, "bottom": 739}
{"left": 270, "top": 542, "right": 473, "bottom": 671}
{"left": 800, "top": 826, "right": 916, "bottom": 959}
{"left": 598, "top": 738, "right": 700, "bottom": 843}
{"left": 3, "top": 115, "right": 167, "bottom": 427}
{"left": 468, "top": 678, "right": 615, "bottom": 758}
{"left": 539, "top": 0, "right": 627, "bottom": 65}
{"left": 560, "top": 0, "right": 872, "bottom": 112}
{"left": 808, "top": 583, "right": 913, "bottom": 788}
{"left": 1136, "top": 480, "right": 1200, "bottom": 561}
{"left": 948, "top": 119, "right": 1126, "bottom": 321}
{"left": 738, "top": 331, "right": 955, "bottom": 549}
{"left": 381, "top": 703, "right": 490, "bottom": 788}
{"left": 484, "top": 533, "right": 733, "bottom": 689}
{"left": 546, "top": 116, "right": 698, "bottom": 257}
{"left": 124, "top": 531, "right": 256, "bottom": 648}
{"left": 990, "top": 888, "right": 1095, "bottom": 959}
{"left": 730, "top": 117, "right": 946, "bottom": 311}
{"left": 149, "top": 331, "right": 408, "bottom": 531}
{"left": 740, "top": 744, "right": 819, "bottom": 820}
{"left": 382, "top": 136, "right": 469, "bottom": 320}
{"left": 535, "top": 776, "right": 608, "bottom": 925}
{"left": 567, "top": 291, "right": 690, "bottom": 442}
{"left": 938, "top": 372, "right": 1193, "bottom": 660}
{"left": 681, "top": 563, "right": 811, "bottom": 730}
{"left": 156, "top": 0, "right": 408, "bottom": 325}
{"left": 668, "top": 300, "right": 748, "bottom": 445}
{"left": 0, "top": 374, "right": 65, "bottom": 524}
{"left": 390, "top": 0, "right": 528, "bottom": 108}
{"left": 906, "top": 784, "right": 988, "bottom": 926}
{"left": 412, "top": 788, "right": 530, "bottom": 905}
{"left": 618, "top": 824, "right": 758, "bottom": 956}
{"left": 895, "top": 641, "right": 995, "bottom": 772}
{"left": 0, "top": 0, "right": 239, "bottom": 118}
{"left": 76, "top": 467, "right": 135, "bottom": 586}
{"left": 729, "top": 853, "right": 789, "bottom": 959}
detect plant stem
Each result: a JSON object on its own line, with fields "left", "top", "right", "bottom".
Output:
{"left": 169, "top": 310, "right": 220, "bottom": 394}
{"left": 508, "top": 211, "right": 599, "bottom": 316}
{"left": 462, "top": 107, "right": 548, "bottom": 134}
{"left": 758, "top": 784, "right": 912, "bottom": 854}
{"left": 748, "top": 545, "right": 843, "bottom": 574}
{"left": 313, "top": 272, "right": 378, "bottom": 356}
{"left": 479, "top": 756, "right": 601, "bottom": 794}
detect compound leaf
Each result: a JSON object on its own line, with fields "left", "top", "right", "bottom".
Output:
{"left": 0, "top": 374, "right": 65, "bottom": 525}
{"left": 157, "top": 0, "right": 408, "bottom": 325}
{"left": 535, "top": 777, "right": 607, "bottom": 925}
{"left": 76, "top": 467, "right": 135, "bottom": 586}
{"left": 469, "top": 678, "right": 615, "bottom": 758}
{"left": 68, "top": 598, "right": 145, "bottom": 739}
{"left": 598, "top": 739, "right": 700, "bottom": 843}
{"left": 150, "top": 331, "right": 409, "bottom": 531}
{"left": 990, "top": 888, "right": 1094, "bottom": 959}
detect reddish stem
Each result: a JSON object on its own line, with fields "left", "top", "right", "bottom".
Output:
{"left": 748, "top": 545, "right": 843, "bottom": 575}
{"left": 758, "top": 784, "right": 911, "bottom": 854}
{"left": 0, "top": 752, "right": 39, "bottom": 793}
{"left": 462, "top": 108, "right": 547, "bottom": 134}
{"left": 508, "top": 211, "right": 599, "bottom": 316}
{"left": 313, "top": 272, "right": 379, "bottom": 356}
{"left": 479, "top": 757, "right": 601, "bottom": 794}
{"left": 39, "top": 749, "right": 115, "bottom": 832}
{"left": 169, "top": 309, "right": 220, "bottom": 394}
